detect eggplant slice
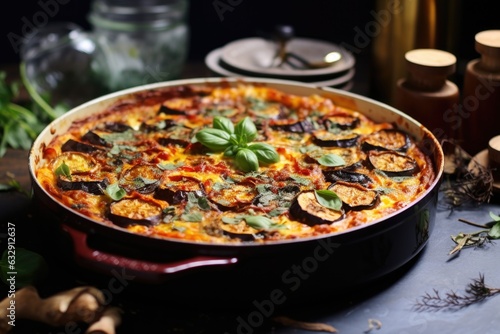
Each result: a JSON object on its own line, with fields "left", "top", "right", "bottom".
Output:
{"left": 155, "top": 176, "right": 205, "bottom": 204}
{"left": 270, "top": 119, "right": 315, "bottom": 133}
{"left": 361, "top": 129, "right": 411, "bottom": 152}
{"left": 208, "top": 183, "right": 257, "bottom": 211}
{"left": 323, "top": 114, "right": 360, "bottom": 130}
{"left": 305, "top": 147, "right": 363, "bottom": 167}
{"left": 219, "top": 219, "right": 262, "bottom": 241}
{"left": 119, "top": 164, "right": 163, "bottom": 194}
{"left": 312, "top": 130, "right": 360, "bottom": 148}
{"left": 57, "top": 178, "right": 109, "bottom": 195}
{"left": 51, "top": 152, "right": 98, "bottom": 174}
{"left": 368, "top": 150, "right": 419, "bottom": 177}
{"left": 323, "top": 169, "right": 373, "bottom": 187}
{"left": 289, "top": 191, "right": 345, "bottom": 226}
{"left": 327, "top": 181, "right": 379, "bottom": 211}
{"left": 81, "top": 131, "right": 111, "bottom": 147}
{"left": 108, "top": 198, "right": 163, "bottom": 227}
{"left": 61, "top": 139, "right": 102, "bottom": 153}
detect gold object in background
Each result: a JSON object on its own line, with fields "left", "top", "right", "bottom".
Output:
{"left": 371, "top": 0, "right": 461, "bottom": 105}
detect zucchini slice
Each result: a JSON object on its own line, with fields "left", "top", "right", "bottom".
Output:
{"left": 289, "top": 191, "right": 345, "bottom": 226}
{"left": 361, "top": 129, "right": 411, "bottom": 152}
{"left": 327, "top": 181, "right": 379, "bottom": 211}
{"left": 109, "top": 198, "right": 163, "bottom": 227}
{"left": 368, "top": 150, "right": 419, "bottom": 176}
{"left": 312, "top": 130, "right": 359, "bottom": 147}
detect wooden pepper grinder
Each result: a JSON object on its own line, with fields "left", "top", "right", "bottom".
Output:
{"left": 394, "top": 49, "right": 460, "bottom": 143}
{"left": 461, "top": 30, "right": 500, "bottom": 156}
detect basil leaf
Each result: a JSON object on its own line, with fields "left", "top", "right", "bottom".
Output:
{"left": 317, "top": 154, "right": 345, "bottom": 167}
{"left": 222, "top": 216, "right": 243, "bottom": 225}
{"left": 213, "top": 116, "right": 234, "bottom": 134}
{"left": 314, "top": 189, "right": 343, "bottom": 211}
{"left": 234, "top": 117, "right": 257, "bottom": 144}
{"left": 488, "top": 221, "right": 500, "bottom": 239}
{"left": 248, "top": 142, "right": 280, "bottom": 164}
{"left": 244, "top": 216, "right": 273, "bottom": 230}
{"left": 181, "top": 211, "right": 203, "bottom": 222}
{"left": 195, "top": 128, "right": 232, "bottom": 151}
{"left": 489, "top": 211, "right": 500, "bottom": 222}
{"left": 0, "top": 248, "right": 48, "bottom": 288}
{"left": 55, "top": 162, "right": 72, "bottom": 181}
{"left": 224, "top": 145, "right": 239, "bottom": 157}
{"left": 105, "top": 183, "right": 126, "bottom": 201}
{"left": 235, "top": 148, "right": 259, "bottom": 172}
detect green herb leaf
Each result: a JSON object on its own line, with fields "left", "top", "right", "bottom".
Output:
{"left": 248, "top": 142, "right": 280, "bottom": 164}
{"left": 488, "top": 222, "right": 500, "bottom": 239}
{"left": 224, "top": 145, "right": 239, "bottom": 157}
{"left": 181, "top": 211, "right": 203, "bottom": 222}
{"left": 489, "top": 212, "right": 500, "bottom": 222}
{"left": 317, "top": 153, "right": 345, "bottom": 167}
{"left": 213, "top": 116, "right": 234, "bottom": 134}
{"left": 235, "top": 148, "right": 259, "bottom": 172}
{"left": 222, "top": 216, "right": 243, "bottom": 225}
{"left": 105, "top": 183, "right": 126, "bottom": 201}
{"left": 54, "top": 162, "right": 72, "bottom": 181}
{"left": 244, "top": 216, "right": 273, "bottom": 230}
{"left": 195, "top": 128, "right": 232, "bottom": 151}
{"left": 314, "top": 189, "right": 343, "bottom": 211}
{"left": 0, "top": 248, "right": 48, "bottom": 288}
{"left": 234, "top": 117, "right": 257, "bottom": 144}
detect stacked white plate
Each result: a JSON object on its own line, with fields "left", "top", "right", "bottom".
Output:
{"left": 205, "top": 37, "right": 356, "bottom": 90}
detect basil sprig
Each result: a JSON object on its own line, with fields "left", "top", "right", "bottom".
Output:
{"left": 195, "top": 116, "right": 279, "bottom": 172}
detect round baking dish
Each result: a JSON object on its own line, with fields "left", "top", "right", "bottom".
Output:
{"left": 29, "top": 77, "right": 444, "bottom": 305}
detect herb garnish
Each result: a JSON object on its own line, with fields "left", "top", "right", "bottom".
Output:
{"left": 222, "top": 214, "right": 285, "bottom": 230}
{"left": 414, "top": 274, "right": 500, "bottom": 311}
{"left": 195, "top": 116, "right": 280, "bottom": 172}
{"left": 0, "top": 65, "right": 66, "bottom": 158}
{"left": 449, "top": 212, "right": 500, "bottom": 255}
{"left": 105, "top": 183, "right": 126, "bottom": 201}
{"left": 0, "top": 248, "right": 48, "bottom": 288}
{"left": 54, "top": 162, "right": 72, "bottom": 181}
{"left": 314, "top": 190, "right": 343, "bottom": 211}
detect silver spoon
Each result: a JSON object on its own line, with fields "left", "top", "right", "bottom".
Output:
{"left": 270, "top": 25, "right": 342, "bottom": 69}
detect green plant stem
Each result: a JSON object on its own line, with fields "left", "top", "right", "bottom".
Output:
{"left": 19, "top": 62, "right": 57, "bottom": 120}
{"left": 458, "top": 218, "right": 489, "bottom": 229}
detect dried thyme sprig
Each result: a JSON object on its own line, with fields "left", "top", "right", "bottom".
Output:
{"left": 414, "top": 274, "right": 500, "bottom": 311}
{"left": 440, "top": 139, "right": 493, "bottom": 207}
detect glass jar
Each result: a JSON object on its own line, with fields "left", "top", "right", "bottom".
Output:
{"left": 20, "top": 22, "right": 109, "bottom": 108}
{"left": 88, "top": 0, "right": 189, "bottom": 91}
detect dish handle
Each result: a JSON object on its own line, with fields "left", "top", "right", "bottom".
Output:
{"left": 62, "top": 224, "right": 238, "bottom": 283}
